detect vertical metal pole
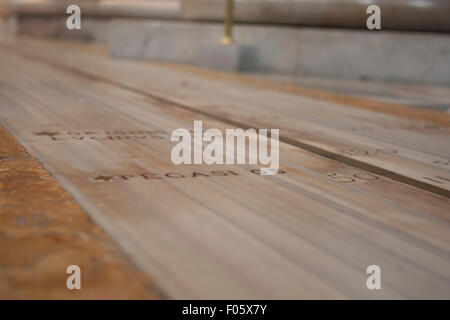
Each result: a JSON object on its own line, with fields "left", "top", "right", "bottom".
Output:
{"left": 221, "top": 0, "right": 234, "bottom": 45}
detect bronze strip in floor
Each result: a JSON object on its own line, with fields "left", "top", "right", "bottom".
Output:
{"left": 160, "top": 63, "right": 450, "bottom": 127}
{"left": 5, "top": 43, "right": 447, "bottom": 199}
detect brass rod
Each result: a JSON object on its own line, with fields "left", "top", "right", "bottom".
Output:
{"left": 221, "top": 0, "right": 234, "bottom": 45}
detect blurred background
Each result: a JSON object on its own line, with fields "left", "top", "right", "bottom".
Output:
{"left": 1, "top": 0, "right": 449, "bottom": 112}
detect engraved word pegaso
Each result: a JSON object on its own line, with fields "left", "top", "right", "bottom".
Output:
{"left": 171, "top": 121, "right": 280, "bottom": 175}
